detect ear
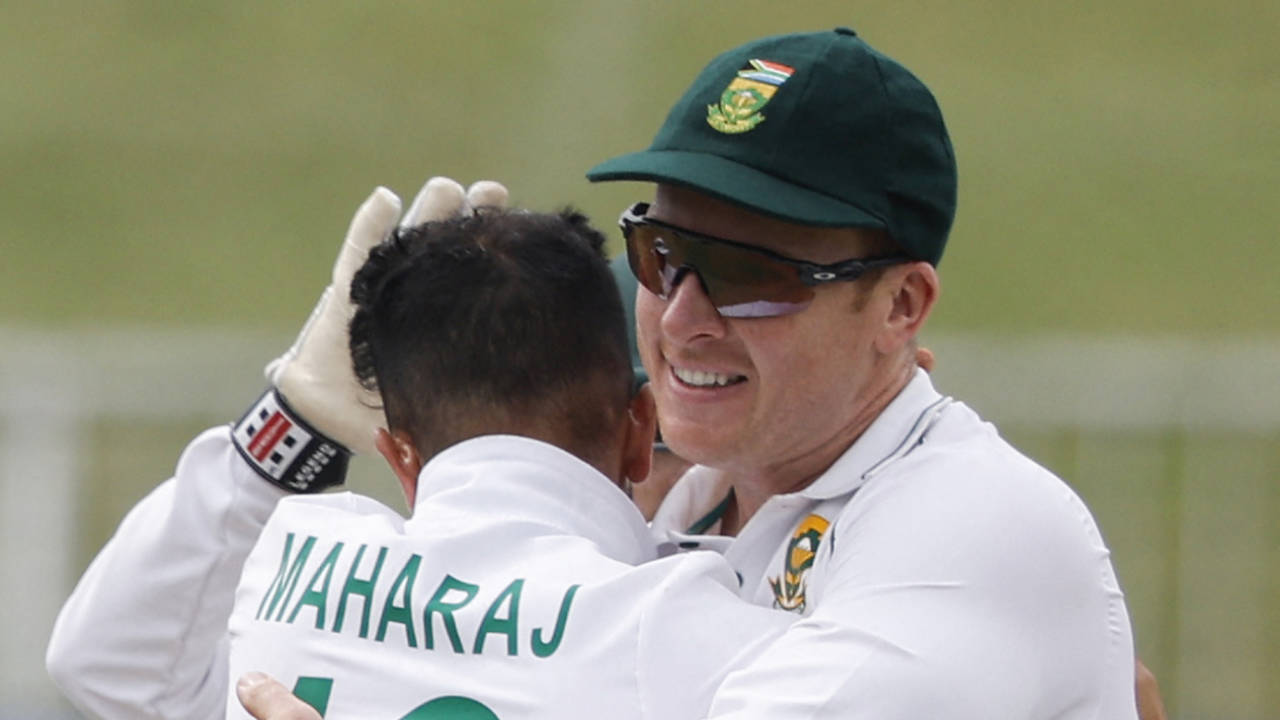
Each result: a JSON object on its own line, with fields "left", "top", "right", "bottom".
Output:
{"left": 375, "top": 428, "right": 424, "bottom": 508}
{"left": 874, "top": 261, "right": 939, "bottom": 356}
{"left": 620, "top": 383, "right": 658, "bottom": 487}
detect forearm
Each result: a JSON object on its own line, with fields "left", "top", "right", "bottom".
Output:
{"left": 44, "top": 176, "right": 507, "bottom": 720}
{"left": 47, "top": 426, "right": 286, "bottom": 720}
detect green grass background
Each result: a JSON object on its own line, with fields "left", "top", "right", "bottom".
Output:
{"left": 2, "top": 1, "right": 1276, "bottom": 333}
{"left": 3, "top": 2, "right": 1277, "bottom": 718}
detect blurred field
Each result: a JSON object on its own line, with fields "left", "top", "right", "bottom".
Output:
{"left": 1, "top": 1, "right": 1277, "bottom": 333}
{"left": 1, "top": 1, "right": 1277, "bottom": 718}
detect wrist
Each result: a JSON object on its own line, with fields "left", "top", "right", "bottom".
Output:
{"left": 232, "top": 388, "right": 350, "bottom": 493}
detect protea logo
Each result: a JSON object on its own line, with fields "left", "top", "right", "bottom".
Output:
{"left": 707, "top": 58, "right": 796, "bottom": 134}
{"left": 768, "top": 513, "right": 830, "bottom": 612}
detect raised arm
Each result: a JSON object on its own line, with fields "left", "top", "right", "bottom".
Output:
{"left": 45, "top": 178, "right": 506, "bottom": 719}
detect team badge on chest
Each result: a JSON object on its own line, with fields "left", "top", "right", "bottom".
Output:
{"left": 706, "top": 58, "right": 796, "bottom": 134}
{"left": 768, "top": 513, "right": 830, "bottom": 612}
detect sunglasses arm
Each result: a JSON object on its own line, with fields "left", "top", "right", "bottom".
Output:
{"left": 799, "top": 255, "right": 913, "bottom": 286}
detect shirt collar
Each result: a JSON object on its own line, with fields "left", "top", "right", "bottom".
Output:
{"left": 413, "top": 435, "right": 658, "bottom": 565}
{"left": 798, "top": 367, "right": 950, "bottom": 500}
{"left": 655, "top": 368, "right": 951, "bottom": 535}
{"left": 649, "top": 463, "right": 734, "bottom": 539}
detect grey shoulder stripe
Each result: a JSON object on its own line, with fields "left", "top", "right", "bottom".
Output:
{"left": 861, "top": 397, "right": 954, "bottom": 483}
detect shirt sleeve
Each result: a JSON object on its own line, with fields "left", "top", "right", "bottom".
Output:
{"left": 702, "top": 458, "right": 1137, "bottom": 719}
{"left": 633, "top": 552, "right": 792, "bottom": 720}
{"left": 46, "top": 426, "right": 287, "bottom": 720}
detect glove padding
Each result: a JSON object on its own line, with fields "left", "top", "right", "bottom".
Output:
{"left": 265, "top": 177, "right": 509, "bottom": 456}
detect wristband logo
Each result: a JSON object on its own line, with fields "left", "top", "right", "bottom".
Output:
{"left": 768, "top": 513, "right": 830, "bottom": 612}
{"left": 233, "top": 390, "right": 350, "bottom": 493}
{"left": 234, "top": 393, "right": 314, "bottom": 481}
{"left": 707, "top": 59, "right": 796, "bottom": 134}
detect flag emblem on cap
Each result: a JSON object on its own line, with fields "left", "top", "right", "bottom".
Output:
{"left": 707, "top": 59, "right": 796, "bottom": 134}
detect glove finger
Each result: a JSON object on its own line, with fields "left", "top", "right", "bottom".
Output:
{"left": 264, "top": 286, "right": 332, "bottom": 385}
{"left": 333, "top": 187, "right": 402, "bottom": 285}
{"left": 466, "top": 180, "right": 509, "bottom": 211}
{"left": 401, "top": 176, "right": 469, "bottom": 228}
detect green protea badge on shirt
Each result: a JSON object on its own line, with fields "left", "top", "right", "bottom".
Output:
{"left": 707, "top": 58, "right": 796, "bottom": 134}
{"left": 769, "top": 513, "right": 830, "bottom": 612}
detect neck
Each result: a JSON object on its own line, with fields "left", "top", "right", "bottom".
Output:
{"left": 720, "top": 361, "right": 916, "bottom": 535}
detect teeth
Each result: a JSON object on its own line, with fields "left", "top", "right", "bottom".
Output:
{"left": 674, "top": 367, "right": 741, "bottom": 387}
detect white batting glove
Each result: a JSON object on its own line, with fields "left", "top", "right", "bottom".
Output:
{"left": 232, "top": 178, "right": 509, "bottom": 492}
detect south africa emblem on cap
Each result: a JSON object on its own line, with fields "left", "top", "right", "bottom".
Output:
{"left": 707, "top": 58, "right": 796, "bottom": 134}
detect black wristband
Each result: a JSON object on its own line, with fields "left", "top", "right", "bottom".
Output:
{"left": 232, "top": 388, "right": 351, "bottom": 493}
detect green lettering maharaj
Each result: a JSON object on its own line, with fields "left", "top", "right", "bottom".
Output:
{"left": 288, "top": 541, "right": 344, "bottom": 629}
{"left": 474, "top": 579, "right": 523, "bottom": 656}
{"left": 423, "top": 574, "right": 479, "bottom": 653}
{"left": 256, "top": 533, "right": 316, "bottom": 621}
{"left": 332, "top": 543, "right": 388, "bottom": 638}
{"left": 376, "top": 553, "right": 422, "bottom": 646}
{"left": 531, "top": 584, "right": 580, "bottom": 658}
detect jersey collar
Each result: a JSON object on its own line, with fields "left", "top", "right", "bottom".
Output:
{"left": 413, "top": 435, "right": 658, "bottom": 566}
{"left": 655, "top": 368, "right": 952, "bottom": 535}
{"left": 798, "top": 368, "right": 951, "bottom": 501}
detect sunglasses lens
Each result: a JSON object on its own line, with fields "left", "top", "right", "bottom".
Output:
{"left": 625, "top": 224, "right": 671, "bottom": 295}
{"left": 625, "top": 223, "right": 813, "bottom": 318}
{"left": 694, "top": 241, "right": 813, "bottom": 318}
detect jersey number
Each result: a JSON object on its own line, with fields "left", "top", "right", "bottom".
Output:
{"left": 293, "top": 676, "right": 500, "bottom": 719}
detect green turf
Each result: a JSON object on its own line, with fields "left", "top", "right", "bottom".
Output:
{"left": 2, "top": 1, "right": 1276, "bottom": 334}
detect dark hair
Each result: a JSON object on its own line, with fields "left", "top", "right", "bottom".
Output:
{"left": 348, "top": 208, "right": 633, "bottom": 463}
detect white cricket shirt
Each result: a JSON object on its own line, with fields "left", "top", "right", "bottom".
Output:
{"left": 226, "top": 435, "right": 788, "bottom": 720}
{"left": 651, "top": 369, "right": 1140, "bottom": 719}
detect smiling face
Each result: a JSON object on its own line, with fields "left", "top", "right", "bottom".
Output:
{"left": 635, "top": 185, "right": 934, "bottom": 492}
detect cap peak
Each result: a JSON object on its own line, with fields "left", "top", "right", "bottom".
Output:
{"left": 587, "top": 30, "right": 957, "bottom": 265}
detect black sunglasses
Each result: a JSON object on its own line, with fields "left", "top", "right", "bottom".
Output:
{"left": 619, "top": 202, "right": 909, "bottom": 318}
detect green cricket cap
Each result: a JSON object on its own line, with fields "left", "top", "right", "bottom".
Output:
{"left": 587, "top": 27, "right": 957, "bottom": 265}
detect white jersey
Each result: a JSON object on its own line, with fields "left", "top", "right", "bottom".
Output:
{"left": 226, "top": 435, "right": 787, "bottom": 720}
{"left": 651, "top": 368, "right": 1139, "bottom": 719}
{"left": 48, "top": 370, "right": 1140, "bottom": 719}
{"left": 47, "top": 427, "right": 288, "bottom": 720}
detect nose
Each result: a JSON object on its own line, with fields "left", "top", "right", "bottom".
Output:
{"left": 660, "top": 269, "right": 727, "bottom": 343}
